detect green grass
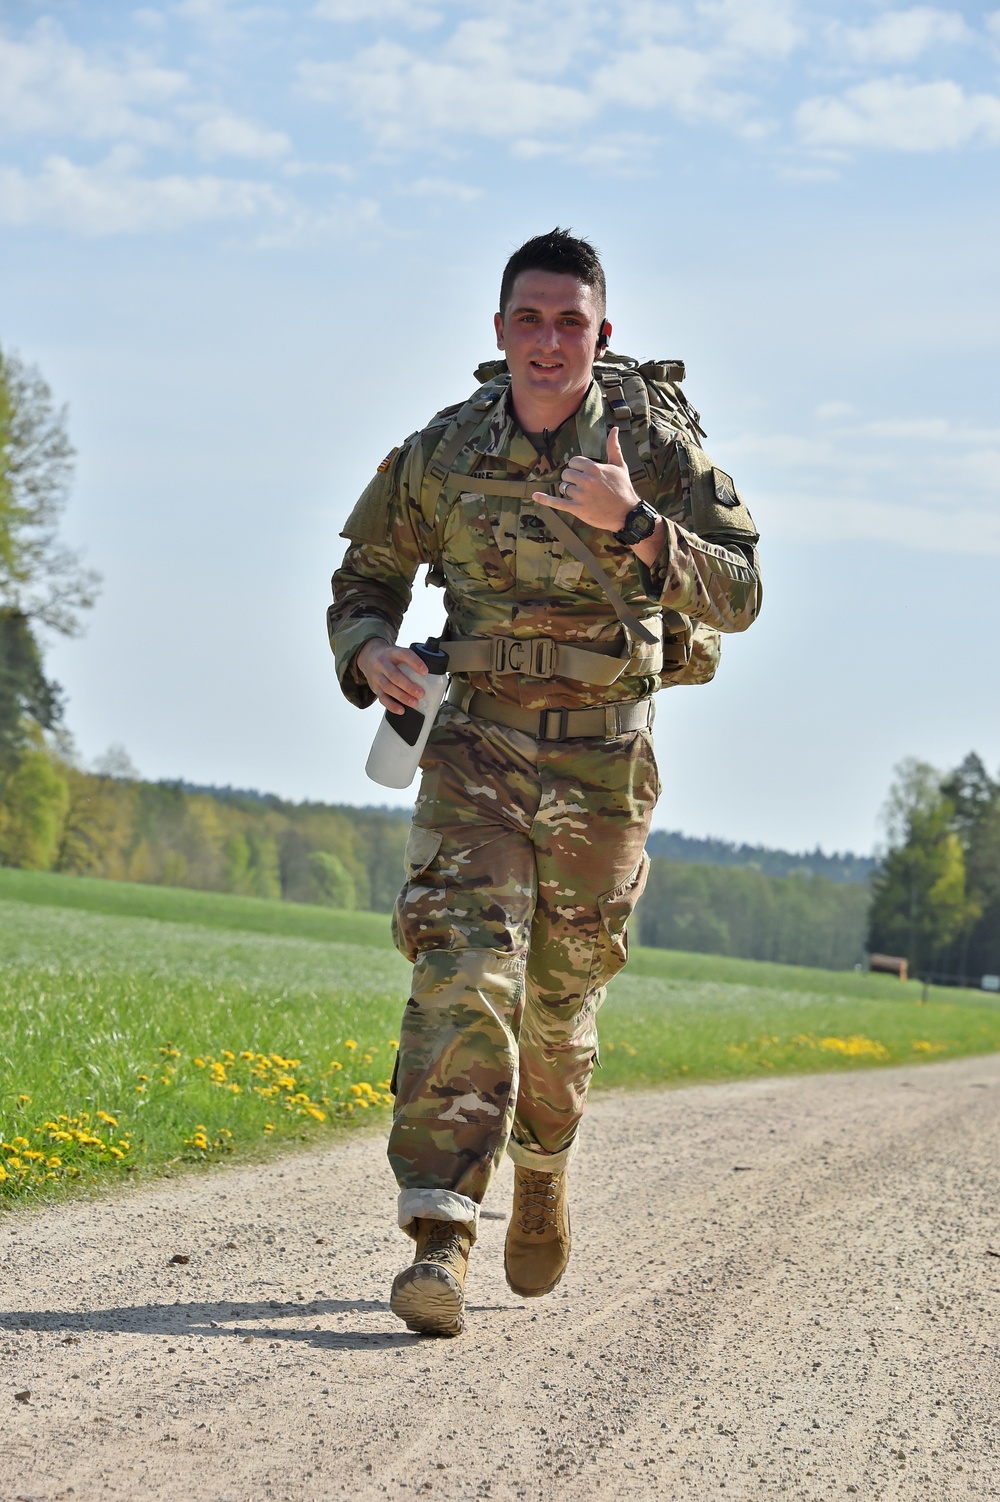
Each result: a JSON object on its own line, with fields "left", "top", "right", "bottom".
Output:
{"left": 1, "top": 868, "right": 998, "bottom": 1206}
{"left": 0, "top": 866, "right": 392, "bottom": 947}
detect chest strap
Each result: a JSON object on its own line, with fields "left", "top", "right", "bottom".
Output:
{"left": 442, "top": 634, "right": 661, "bottom": 685}
{"left": 448, "top": 683, "right": 654, "bottom": 741}
{"left": 440, "top": 473, "right": 660, "bottom": 649}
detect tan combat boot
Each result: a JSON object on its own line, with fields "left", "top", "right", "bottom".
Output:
{"left": 504, "top": 1166, "right": 571, "bottom": 1298}
{"left": 390, "top": 1218, "right": 472, "bottom": 1336}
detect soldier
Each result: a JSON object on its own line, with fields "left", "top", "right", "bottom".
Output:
{"left": 327, "top": 229, "right": 761, "bottom": 1337}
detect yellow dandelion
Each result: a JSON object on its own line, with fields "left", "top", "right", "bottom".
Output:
{"left": 96, "top": 1112, "right": 118, "bottom": 1128}
{"left": 17, "top": 1094, "right": 31, "bottom": 1104}
{"left": 194, "top": 1058, "right": 206, "bottom": 1069}
{"left": 343, "top": 1040, "right": 358, "bottom": 1051}
{"left": 263, "top": 1123, "right": 275, "bottom": 1134}
{"left": 388, "top": 1039, "right": 399, "bottom": 1049}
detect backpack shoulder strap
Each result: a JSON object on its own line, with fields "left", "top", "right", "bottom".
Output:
{"left": 419, "top": 374, "right": 510, "bottom": 520}
{"left": 592, "top": 355, "right": 658, "bottom": 500}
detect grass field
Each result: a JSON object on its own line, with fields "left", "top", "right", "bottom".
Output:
{"left": 3, "top": 867, "right": 999, "bottom": 1206}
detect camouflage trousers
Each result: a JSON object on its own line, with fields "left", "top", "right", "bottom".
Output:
{"left": 389, "top": 701, "right": 657, "bottom": 1239}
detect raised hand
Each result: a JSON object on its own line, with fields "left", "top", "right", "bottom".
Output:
{"left": 531, "top": 426, "right": 638, "bottom": 533}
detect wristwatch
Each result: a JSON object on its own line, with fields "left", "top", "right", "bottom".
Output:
{"left": 614, "top": 499, "right": 659, "bottom": 547}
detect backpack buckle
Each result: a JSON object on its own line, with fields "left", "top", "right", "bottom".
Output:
{"left": 490, "top": 636, "right": 556, "bottom": 677}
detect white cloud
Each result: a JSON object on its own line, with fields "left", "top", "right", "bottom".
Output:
{"left": 595, "top": 44, "right": 747, "bottom": 125}
{"left": 402, "top": 177, "right": 482, "bottom": 201}
{"left": 620, "top": 3, "right": 689, "bottom": 43}
{"left": 797, "top": 78, "right": 1000, "bottom": 151}
{"left": 764, "top": 491, "right": 1000, "bottom": 554}
{"left": 862, "top": 418, "right": 1000, "bottom": 446}
{"left": 0, "top": 19, "right": 186, "bottom": 144}
{"left": 833, "top": 7, "right": 969, "bottom": 66}
{"left": 298, "top": 3, "right": 785, "bottom": 148}
{"left": 0, "top": 148, "right": 285, "bottom": 235}
{"left": 193, "top": 112, "right": 291, "bottom": 161}
{"left": 696, "top": 0, "right": 801, "bottom": 61}
{"left": 299, "top": 36, "right": 594, "bottom": 145}
{"left": 730, "top": 411, "right": 1000, "bottom": 553}
{"left": 313, "top": 0, "right": 443, "bottom": 27}
{"left": 174, "top": 0, "right": 273, "bottom": 36}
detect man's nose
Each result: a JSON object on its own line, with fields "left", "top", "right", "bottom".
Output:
{"left": 535, "top": 322, "right": 561, "bottom": 351}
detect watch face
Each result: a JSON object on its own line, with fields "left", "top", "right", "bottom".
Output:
{"left": 615, "top": 501, "right": 658, "bottom": 546}
{"left": 632, "top": 505, "right": 657, "bottom": 540}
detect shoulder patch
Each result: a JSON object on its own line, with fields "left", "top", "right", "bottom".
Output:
{"left": 712, "top": 468, "right": 740, "bottom": 508}
{"left": 377, "top": 446, "right": 399, "bottom": 473}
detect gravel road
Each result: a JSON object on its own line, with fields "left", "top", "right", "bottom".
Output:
{"left": 3, "top": 1055, "right": 998, "bottom": 1501}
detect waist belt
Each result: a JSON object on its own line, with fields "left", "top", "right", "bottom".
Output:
{"left": 442, "top": 634, "right": 661, "bottom": 686}
{"left": 448, "top": 682, "right": 654, "bottom": 741}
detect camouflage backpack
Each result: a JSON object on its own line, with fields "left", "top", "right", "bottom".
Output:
{"left": 420, "top": 351, "right": 722, "bottom": 689}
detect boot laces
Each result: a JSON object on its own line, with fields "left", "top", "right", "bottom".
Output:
{"left": 516, "top": 1169, "right": 558, "bottom": 1235}
{"left": 421, "top": 1221, "right": 466, "bottom": 1267}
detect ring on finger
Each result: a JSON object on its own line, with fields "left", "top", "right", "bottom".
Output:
{"left": 560, "top": 480, "right": 570, "bottom": 496}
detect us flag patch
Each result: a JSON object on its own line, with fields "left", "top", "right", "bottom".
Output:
{"left": 377, "top": 446, "right": 399, "bottom": 473}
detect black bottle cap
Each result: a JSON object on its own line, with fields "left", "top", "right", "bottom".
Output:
{"left": 410, "top": 639, "right": 449, "bottom": 675}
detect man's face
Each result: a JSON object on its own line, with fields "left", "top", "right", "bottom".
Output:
{"left": 494, "top": 271, "right": 606, "bottom": 414}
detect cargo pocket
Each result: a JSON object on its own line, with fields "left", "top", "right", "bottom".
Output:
{"left": 588, "top": 851, "right": 650, "bottom": 990}
{"left": 402, "top": 823, "right": 443, "bottom": 879}
{"left": 392, "top": 824, "right": 447, "bottom": 961}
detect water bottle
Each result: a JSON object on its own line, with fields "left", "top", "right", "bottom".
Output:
{"left": 365, "top": 639, "right": 450, "bottom": 790}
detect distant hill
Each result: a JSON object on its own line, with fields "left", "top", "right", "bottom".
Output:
{"left": 645, "top": 830, "right": 876, "bottom": 885}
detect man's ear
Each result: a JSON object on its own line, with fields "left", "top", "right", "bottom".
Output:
{"left": 494, "top": 311, "right": 505, "bottom": 351}
{"left": 596, "top": 319, "right": 611, "bottom": 354}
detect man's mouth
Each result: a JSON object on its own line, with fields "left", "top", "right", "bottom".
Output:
{"left": 530, "top": 360, "right": 563, "bottom": 371}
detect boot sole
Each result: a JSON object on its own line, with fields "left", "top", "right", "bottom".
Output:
{"left": 390, "top": 1264, "right": 465, "bottom": 1337}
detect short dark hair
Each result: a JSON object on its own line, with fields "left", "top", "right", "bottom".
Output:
{"left": 499, "top": 228, "right": 606, "bottom": 321}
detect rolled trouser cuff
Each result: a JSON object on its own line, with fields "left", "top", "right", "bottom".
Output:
{"left": 397, "top": 1188, "right": 480, "bottom": 1242}
{"left": 506, "top": 1135, "right": 579, "bottom": 1175}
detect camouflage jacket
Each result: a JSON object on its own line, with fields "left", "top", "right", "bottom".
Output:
{"left": 328, "top": 377, "right": 762, "bottom": 713}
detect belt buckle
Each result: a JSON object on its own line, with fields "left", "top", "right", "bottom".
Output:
{"left": 540, "top": 707, "right": 569, "bottom": 741}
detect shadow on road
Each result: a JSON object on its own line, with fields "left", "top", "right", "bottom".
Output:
{"left": 0, "top": 1299, "right": 421, "bottom": 1350}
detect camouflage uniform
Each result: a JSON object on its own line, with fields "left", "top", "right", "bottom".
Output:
{"left": 328, "top": 370, "right": 761, "bottom": 1238}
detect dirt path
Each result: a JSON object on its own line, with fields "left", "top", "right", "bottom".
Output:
{"left": 3, "top": 1056, "right": 999, "bottom": 1501}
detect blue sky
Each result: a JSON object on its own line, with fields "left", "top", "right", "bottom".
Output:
{"left": 1, "top": 0, "right": 998, "bottom": 854}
